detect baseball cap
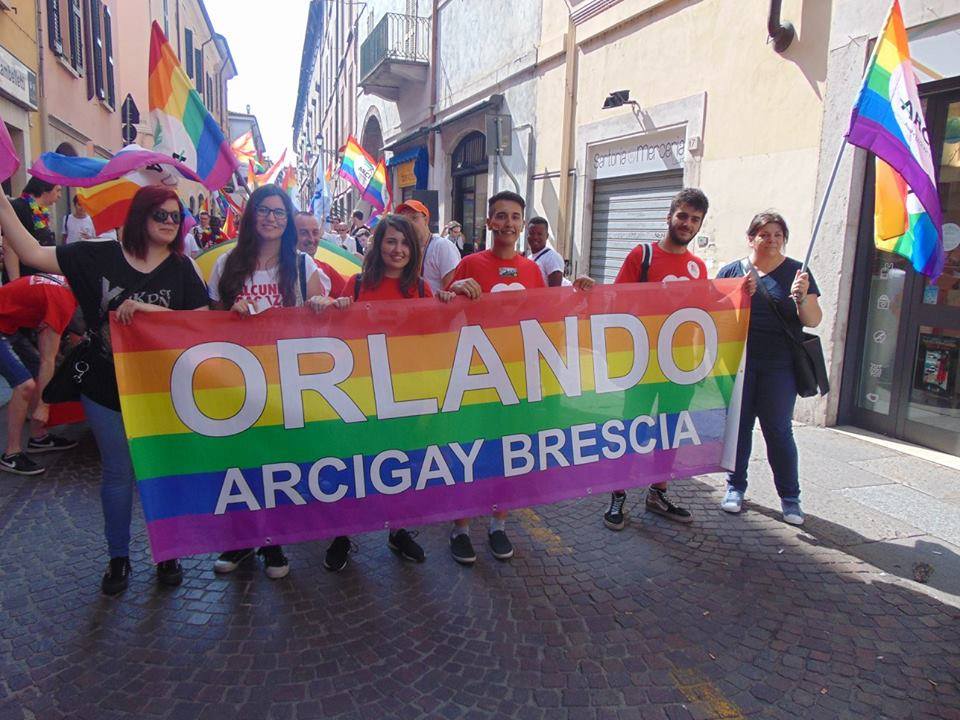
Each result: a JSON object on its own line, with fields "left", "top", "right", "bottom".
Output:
{"left": 395, "top": 200, "right": 430, "bottom": 221}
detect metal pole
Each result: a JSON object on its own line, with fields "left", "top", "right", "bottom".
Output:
{"left": 802, "top": 138, "right": 848, "bottom": 273}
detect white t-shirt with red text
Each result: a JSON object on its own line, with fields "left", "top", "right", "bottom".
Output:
{"left": 208, "top": 249, "right": 326, "bottom": 313}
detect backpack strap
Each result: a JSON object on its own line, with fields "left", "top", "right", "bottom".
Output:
{"left": 418, "top": 277, "right": 425, "bottom": 298}
{"left": 298, "top": 252, "right": 308, "bottom": 302}
{"left": 639, "top": 242, "right": 653, "bottom": 283}
{"left": 353, "top": 274, "right": 362, "bottom": 301}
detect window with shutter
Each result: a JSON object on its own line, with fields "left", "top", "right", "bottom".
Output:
{"left": 195, "top": 49, "right": 203, "bottom": 96}
{"left": 68, "top": 0, "right": 83, "bottom": 72}
{"left": 47, "top": 0, "right": 63, "bottom": 55}
{"left": 103, "top": 5, "right": 115, "bottom": 107}
{"left": 185, "top": 28, "right": 194, "bottom": 78}
{"left": 89, "top": 0, "right": 103, "bottom": 100}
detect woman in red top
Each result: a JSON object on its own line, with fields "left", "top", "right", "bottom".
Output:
{"left": 325, "top": 214, "right": 453, "bottom": 571}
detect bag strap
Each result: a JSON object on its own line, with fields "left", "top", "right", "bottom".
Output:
{"left": 639, "top": 242, "right": 652, "bottom": 283}
{"left": 532, "top": 248, "right": 550, "bottom": 263}
{"left": 298, "top": 252, "right": 308, "bottom": 302}
{"left": 418, "top": 277, "right": 425, "bottom": 298}
{"left": 353, "top": 273, "right": 362, "bottom": 301}
{"left": 740, "top": 258, "right": 803, "bottom": 347}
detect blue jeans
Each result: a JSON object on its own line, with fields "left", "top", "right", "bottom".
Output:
{"left": 728, "top": 359, "right": 800, "bottom": 500}
{"left": 82, "top": 395, "right": 137, "bottom": 559}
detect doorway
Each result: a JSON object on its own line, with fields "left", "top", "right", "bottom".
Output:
{"left": 843, "top": 81, "right": 960, "bottom": 456}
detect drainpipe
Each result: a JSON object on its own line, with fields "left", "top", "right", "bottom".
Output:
{"left": 429, "top": 0, "right": 440, "bottom": 210}
{"left": 35, "top": 0, "right": 49, "bottom": 153}
{"left": 555, "top": 15, "right": 578, "bottom": 258}
{"left": 768, "top": 0, "right": 795, "bottom": 53}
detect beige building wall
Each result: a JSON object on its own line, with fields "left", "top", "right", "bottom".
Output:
{"left": 534, "top": 0, "right": 828, "bottom": 277}
{"left": 0, "top": 3, "right": 41, "bottom": 192}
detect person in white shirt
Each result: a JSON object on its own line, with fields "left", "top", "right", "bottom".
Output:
{"left": 526, "top": 216, "right": 569, "bottom": 287}
{"left": 396, "top": 200, "right": 460, "bottom": 293}
{"left": 62, "top": 195, "right": 96, "bottom": 244}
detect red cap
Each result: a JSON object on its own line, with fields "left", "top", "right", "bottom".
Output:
{"left": 395, "top": 199, "right": 430, "bottom": 221}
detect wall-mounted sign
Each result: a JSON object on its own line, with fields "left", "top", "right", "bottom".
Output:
{"left": 397, "top": 160, "right": 417, "bottom": 188}
{"left": 590, "top": 127, "right": 685, "bottom": 180}
{"left": 0, "top": 44, "right": 37, "bottom": 110}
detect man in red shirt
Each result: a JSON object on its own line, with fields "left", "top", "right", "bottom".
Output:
{"left": 294, "top": 211, "right": 346, "bottom": 297}
{"left": 0, "top": 274, "right": 79, "bottom": 475}
{"left": 447, "top": 191, "right": 593, "bottom": 565}
{"left": 604, "top": 188, "right": 713, "bottom": 529}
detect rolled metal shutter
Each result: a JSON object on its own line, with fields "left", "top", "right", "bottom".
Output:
{"left": 589, "top": 171, "right": 683, "bottom": 283}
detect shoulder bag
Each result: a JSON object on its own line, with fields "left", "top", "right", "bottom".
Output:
{"left": 741, "top": 259, "right": 829, "bottom": 398}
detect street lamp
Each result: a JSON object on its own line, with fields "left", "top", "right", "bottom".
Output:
{"left": 602, "top": 90, "right": 638, "bottom": 111}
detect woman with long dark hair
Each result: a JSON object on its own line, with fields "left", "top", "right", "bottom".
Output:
{"left": 208, "top": 185, "right": 332, "bottom": 579}
{"left": 0, "top": 185, "right": 210, "bottom": 595}
{"left": 324, "top": 214, "right": 454, "bottom": 572}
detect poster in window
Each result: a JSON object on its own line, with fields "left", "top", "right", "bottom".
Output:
{"left": 914, "top": 334, "right": 958, "bottom": 398}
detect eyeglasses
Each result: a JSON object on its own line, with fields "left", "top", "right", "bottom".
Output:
{"left": 151, "top": 209, "right": 182, "bottom": 224}
{"left": 256, "top": 206, "right": 288, "bottom": 220}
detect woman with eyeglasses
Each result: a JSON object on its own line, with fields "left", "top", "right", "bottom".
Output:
{"left": 207, "top": 185, "right": 332, "bottom": 579}
{"left": 0, "top": 185, "right": 210, "bottom": 596}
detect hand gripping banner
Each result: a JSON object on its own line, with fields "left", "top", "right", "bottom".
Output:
{"left": 112, "top": 281, "right": 749, "bottom": 561}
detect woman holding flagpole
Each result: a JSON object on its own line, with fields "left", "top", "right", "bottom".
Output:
{"left": 716, "top": 212, "right": 822, "bottom": 526}
{"left": 0, "top": 186, "right": 210, "bottom": 596}
{"left": 207, "top": 184, "right": 333, "bottom": 579}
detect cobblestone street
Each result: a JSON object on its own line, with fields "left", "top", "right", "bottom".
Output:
{"left": 0, "top": 425, "right": 958, "bottom": 720}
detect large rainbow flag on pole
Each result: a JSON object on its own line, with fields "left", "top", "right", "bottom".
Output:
{"left": 112, "top": 281, "right": 749, "bottom": 561}
{"left": 846, "top": 0, "right": 943, "bottom": 278}
{"left": 338, "top": 136, "right": 377, "bottom": 195}
{"left": 149, "top": 22, "right": 238, "bottom": 192}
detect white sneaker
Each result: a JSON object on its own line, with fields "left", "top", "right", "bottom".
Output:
{"left": 781, "top": 499, "right": 805, "bottom": 526}
{"left": 721, "top": 488, "right": 743, "bottom": 513}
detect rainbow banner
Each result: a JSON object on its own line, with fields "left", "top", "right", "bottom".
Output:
{"left": 846, "top": 0, "right": 943, "bottom": 278}
{"left": 112, "top": 281, "right": 749, "bottom": 562}
{"left": 338, "top": 137, "right": 377, "bottom": 195}
{"left": 149, "top": 22, "right": 238, "bottom": 191}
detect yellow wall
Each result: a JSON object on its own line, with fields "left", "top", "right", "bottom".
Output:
{"left": 0, "top": 4, "right": 41, "bottom": 163}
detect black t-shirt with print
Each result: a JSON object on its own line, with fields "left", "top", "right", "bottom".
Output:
{"left": 3, "top": 198, "right": 57, "bottom": 282}
{"left": 56, "top": 241, "right": 209, "bottom": 410}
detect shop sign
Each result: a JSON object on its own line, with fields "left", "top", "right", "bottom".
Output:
{"left": 0, "top": 44, "right": 37, "bottom": 110}
{"left": 590, "top": 128, "right": 685, "bottom": 180}
{"left": 397, "top": 160, "right": 417, "bottom": 188}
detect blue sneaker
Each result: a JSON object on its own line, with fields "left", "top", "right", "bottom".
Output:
{"left": 781, "top": 498, "right": 805, "bottom": 526}
{"left": 721, "top": 488, "right": 743, "bottom": 513}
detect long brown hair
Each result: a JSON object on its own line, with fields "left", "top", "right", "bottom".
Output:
{"left": 217, "top": 185, "right": 299, "bottom": 307}
{"left": 122, "top": 186, "right": 186, "bottom": 259}
{"left": 361, "top": 214, "right": 423, "bottom": 296}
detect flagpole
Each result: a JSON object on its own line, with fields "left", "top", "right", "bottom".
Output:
{"left": 802, "top": 138, "right": 848, "bottom": 274}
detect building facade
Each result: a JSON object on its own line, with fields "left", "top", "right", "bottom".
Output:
{"left": 297, "top": 0, "right": 960, "bottom": 458}
{"left": 0, "top": 3, "right": 41, "bottom": 197}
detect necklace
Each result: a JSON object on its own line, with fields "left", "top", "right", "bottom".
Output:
{"left": 21, "top": 194, "right": 50, "bottom": 233}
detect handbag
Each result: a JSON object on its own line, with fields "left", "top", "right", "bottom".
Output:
{"left": 42, "top": 258, "right": 173, "bottom": 404}
{"left": 741, "top": 259, "right": 829, "bottom": 398}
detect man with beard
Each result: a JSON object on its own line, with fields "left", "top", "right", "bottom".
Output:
{"left": 603, "top": 188, "right": 711, "bottom": 530}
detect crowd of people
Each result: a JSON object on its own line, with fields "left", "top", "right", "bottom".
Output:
{"left": 0, "top": 178, "right": 822, "bottom": 597}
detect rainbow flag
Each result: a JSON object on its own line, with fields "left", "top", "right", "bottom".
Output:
{"left": 338, "top": 136, "right": 377, "bottom": 194}
{"left": 846, "top": 0, "right": 943, "bottom": 278}
{"left": 149, "top": 22, "right": 238, "bottom": 191}
{"left": 231, "top": 131, "right": 265, "bottom": 174}
{"left": 0, "top": 113, "right": 20, "bottom": 182}
{"left": 30, "top": 144, "right": 202, "bottom": 188}
{"left": 362, "top": 158, "right": 390, "bottom": 212}
{"left": 111, "top": 281, "right": 749, "bottom": 561}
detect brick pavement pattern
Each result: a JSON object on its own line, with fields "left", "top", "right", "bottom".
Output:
{"left": 0, "top": 434, "right": 958, "bottom": 720}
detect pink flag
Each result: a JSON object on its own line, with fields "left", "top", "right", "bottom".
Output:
{"left": 0, "top": 117, "right": 21, "bottom": 183}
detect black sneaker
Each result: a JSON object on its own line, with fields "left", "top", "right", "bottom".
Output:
{"left": 156, "top": 559, "right": 183, "bottom": 586}
{"left": 0, "top": 452, "right": 44, "bottom": 476}
{"left": 324, "top": 536, "right": 352, "bottom": 572}
{"left": 603, "top": 491, "right": 628, "bottom": 530}
{"left": 388, "top": 529, "right": 425, "bottom": 562}
{"left": 488, "top": 530, "right": 514, "bottom": 560}
{"left": 101, "top": 557, "right": 131, "bottom": 596}
{"left": 450, "top": 533, "right": 476, "bottom": 565}
{"left": 213, "top": 548, "right": 255, "bottom": 574}
{"left": 258, "top": 545, "right": 289, "bottom": 579}
{"left": 26, "top": 433, "right": 78, "bottom": 454}
{"left": 645, "top": 487, "right": 693, "bottom": 523}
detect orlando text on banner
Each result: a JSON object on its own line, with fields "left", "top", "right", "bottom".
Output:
{"left": 112, "top": 281, "right": 750, "bottom": 562}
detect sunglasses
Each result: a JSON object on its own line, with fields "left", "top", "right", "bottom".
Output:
{"left": 151, "top": 209, "right": 182, "bottom": 224}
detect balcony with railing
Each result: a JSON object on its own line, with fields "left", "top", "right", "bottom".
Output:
{"left": 359, "top": 13, "right": 431, "bottom": 100}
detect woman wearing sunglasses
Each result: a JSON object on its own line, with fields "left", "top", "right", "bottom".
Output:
{"left": 207, "top": 185, "right": 332, "bottom": 579}
{"left": 0, "top": 185, "right": 210, "bottom": 596}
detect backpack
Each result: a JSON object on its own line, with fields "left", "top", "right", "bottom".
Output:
{"left": 635, "top": 242, "right": 654, "bottom": 283}
{"left": 352, "top": 274, "right": 426, "bottom": 300}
